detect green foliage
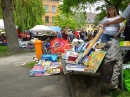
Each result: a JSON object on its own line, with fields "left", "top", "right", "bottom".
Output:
{"left": 115, "top": 92, "right": 130, "bottom": 97}
{"left": 61, "top": 0, "right": 130, "bottom": 25}
{"left": 53, "top": 11, "right": 77, "bottom": 29}
{"left": 0, "top": 9, "right": 2, "bottom": 19}
{"left": 0, "top": 0, "right": 45, "bottom": 32}
{"left": 72, "top": 11, "right": 86, "bottom": 29}
{"left": 13, "top": 0, "right": 45, "bottom": 32}
{"left": 60, "top": 0, "right": 95, "bottom": 14}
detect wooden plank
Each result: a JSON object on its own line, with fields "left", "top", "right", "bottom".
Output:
{"left": 73, "top": 71, "right": 100, "bottom": 76}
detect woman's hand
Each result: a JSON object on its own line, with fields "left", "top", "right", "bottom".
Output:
{"left": 98, "top": 24, "right": 104, "bottom": 29}
{"left": 114, "top": 34, "right": 119, "bottom": 39}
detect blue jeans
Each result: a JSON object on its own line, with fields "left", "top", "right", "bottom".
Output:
{"left": 100, "top": 33, "right": 114, "bottom": 43}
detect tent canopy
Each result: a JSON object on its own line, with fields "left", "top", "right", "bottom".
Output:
{"left": 30, "top": 25, "right": 54, "bottom": 32}
{"left": 0, "top": 19, "right": 4, "bottom": 29}
{"left": 29, "top": 25, "right": 55, "bottom": 36}
{"left": 46, "top": 26, "right": 61, "bottom": 32}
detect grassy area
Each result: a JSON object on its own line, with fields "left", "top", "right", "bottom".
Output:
{"left": 110, "top": 91, "right": 130, "bottom": 97}
{"left": 0, "top": 45, "right": 10, "bottom": 57}
{"left": 26, "top": 61, "right": 38, "bottom": 68}
{"left": 0, "top": 45, "right": 35, "bottom": 57}
{"left": 102, "top": 89, "right": 130, "bottom": 97}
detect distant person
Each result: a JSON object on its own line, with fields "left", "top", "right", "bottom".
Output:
{"left": 74, "top": 29, "right": 80, "bottom": 39}
{"left": 61, "top": 30, "right": 69, "bottom": 41}
{"left": 84, "top": 31, "right": 88, "bottom": 41}
{"left": 57, "top": 31, "right": 62, "bottom": 38}
{"left": 22, "top": 36, "right": 27, "bottom": 41}
{"left": 93, "top": 30, "right": 98, "bottom": 37}
{"left": 79, "top": 29, "right": 85, "bottom": 40}
{"left": 29, "top": 31, "right": 34, "bottom": 40}
{"left": 68, "top": 30, "right": 74, "bottom": 42}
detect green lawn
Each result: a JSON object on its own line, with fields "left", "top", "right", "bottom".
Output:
{"left": 0, "top": 45, "right": 34, "bottom": 57}
{"left": 0, "top": 45, "right": 10, "bottom": 57}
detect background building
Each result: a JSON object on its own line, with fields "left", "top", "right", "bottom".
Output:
{"left": 85, "top": 12, "right": 97, "bottom": 34}
{"left": 42, "top": 0, "right": 60, "bottom": 26}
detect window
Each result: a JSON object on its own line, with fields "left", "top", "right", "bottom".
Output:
{"left": 86, "top": 19, "right": 89, "bottom": 23}
{"left": 45, "top": 16, "right": 49, "bottom": 23}
{"left": 52, "top": 17, "right": 55, "bottom": 23}
{"left": 45, "top": 5, "right": 49, "bottom": 12}
{"left": 92, "top": 19, "right": 95, "bottom": 23}
{"left": 52, "top": 5, "right": 56, "bottom": 13}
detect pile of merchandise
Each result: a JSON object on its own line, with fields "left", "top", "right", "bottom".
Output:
{"left": 62, "top": 39, "right": 106, "bottom": 73}
{"left": 29, "top": 54, "right": 62, "bottom": 77}
{"left": 61, "top": 29, "right": 107, "bottom": 73}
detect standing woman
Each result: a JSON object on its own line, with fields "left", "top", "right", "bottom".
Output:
{"left": 99, "top": 6, "right": 124, "bottom": 43}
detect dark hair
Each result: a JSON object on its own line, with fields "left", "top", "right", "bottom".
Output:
{"left": 106, "top": 6, "right": 117, "bottom": 18}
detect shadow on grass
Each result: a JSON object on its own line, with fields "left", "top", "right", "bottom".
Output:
{"left": 101, "top": 82, "right": 130, "bottom": 97}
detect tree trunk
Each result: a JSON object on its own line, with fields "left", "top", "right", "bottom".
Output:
{"left": 1, "top": 0, "right": 21, "bottom": 53}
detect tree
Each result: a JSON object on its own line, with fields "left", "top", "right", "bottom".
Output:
{"left": 1, "top": 0, "right": 21, "bottom": 53}
{"left": 60, "top": 0, "right": 129, "bottom": 27}
{"left": 60, "top": 0, "right": 129, "bottom": 15}
{"left": 0, "top": 0, "right": 45, "bottom": 32}
{"left": 0, "top": 0, "right": 45, "bottom": 54}
{"left": 72, "top": 11, "right": 86, "bottom": 29}
{"left": 54, "top": 11, "right": 77, "bottom": 29}
{"left": 13, "top": 0, "right": 45, "bottom": 32}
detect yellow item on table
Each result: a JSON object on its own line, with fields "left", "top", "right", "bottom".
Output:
{"left": 120, "top": 41, "right": 130, "bottom": 46}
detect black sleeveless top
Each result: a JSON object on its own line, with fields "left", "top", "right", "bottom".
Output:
{"left": 124, "top": 18, "right": 130, "bottom": 41}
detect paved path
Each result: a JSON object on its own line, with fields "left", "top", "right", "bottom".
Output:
{"left": 0, "top": 52, "right": 71, "bottom": 97}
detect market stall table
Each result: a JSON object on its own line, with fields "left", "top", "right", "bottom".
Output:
{"left": 61, "top": 59, "right": 101, "bottom": 97}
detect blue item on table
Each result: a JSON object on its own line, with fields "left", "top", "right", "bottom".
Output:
{"left": 41, "top": 54, "right": 58, "bottom": 62}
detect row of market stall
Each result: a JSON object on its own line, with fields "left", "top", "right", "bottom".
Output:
{"left": 29, "top": 28, "right": 130, "bottom": 92}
